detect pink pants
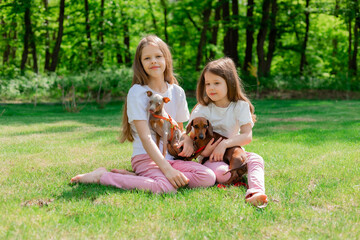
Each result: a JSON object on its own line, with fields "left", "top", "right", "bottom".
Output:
{"left": 203, "top": 152, "right": 265, "bottom": 198}
{"left": 100, "top": 154, "right": 216, "bottom": 194}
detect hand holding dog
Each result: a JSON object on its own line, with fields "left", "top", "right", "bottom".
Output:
{"left": 209, "top": 139, "right": 228, "bottom": 162}
{"left": 177, "top": 134, "right": 194, "bottom": 157}
{"left": 201, "top": 137, "right": 223, "bottom": 158}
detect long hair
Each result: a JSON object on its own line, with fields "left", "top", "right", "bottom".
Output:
{"left": 120, "top": 35, "right": 178, "bottom": 142}
{"left": 196, "top": 57, "right": 256, "bottom": 123}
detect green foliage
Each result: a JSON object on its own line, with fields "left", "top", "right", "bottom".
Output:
{"left": 0, "top": 0, "right": 360, "bottom": 100}
{"left": 0, "top": 67, "right": 133, "bottom": 101}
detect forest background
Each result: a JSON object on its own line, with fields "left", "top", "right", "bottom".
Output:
{"left": 1, "top": 0, "right": 360, "bottom": 104}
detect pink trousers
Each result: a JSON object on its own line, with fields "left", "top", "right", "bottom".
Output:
{"left": 100, "top": 154, "right": 216, "bottom": 194}
{"left": 203, "top": 152, "right": 265, "bottom": 198}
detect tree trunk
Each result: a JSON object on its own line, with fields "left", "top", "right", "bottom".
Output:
{"left": 350, "top": 0, "right": 359, "bottom": 75}
{"left": 43, "top": 0, "right": 51, "bottom": 71}
{"left": 256, "top": 0, "right": 271, "bottom": 77}
{"left": 48, "top": 0, "right": 65, "bottom": 72}
{"left": 20, "top": 3, "right": 31, "bottom": 72}
{"left": 2, "top": 18, "right": 11, "bottom": 64}
{"left": 121, "top": 9, "right": 131, "bottom": 65}
{"left": 300, "top": 0, "right": 310, "bottom": 76}
{"left": 348, "top": 16, "right": 352, "bottom": 72}
{"left": 209, "top": 0, "right": 221, "bottom": 60}
{"left": 147, "top": 0, "right": 159, "bottom": 35}
{"left": 195, "top": 7, "right": 211, "bottom": 71}
{"left": 84, "top": 0, "right": 93, "bottom": 66}
{"left": 264, "top": 0, "right": 277, "bottom": 76}
{"left": 160, "top": 0, "right": 168, "bottom": 43}
{"left": 243, "top": 0, "right": 255, "bottom": 72}
{"left": 96, "top": 0, "right": 105, "bottom": 65}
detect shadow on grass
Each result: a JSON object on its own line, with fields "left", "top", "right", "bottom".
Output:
{"left": 0, "top": 102, "right": 124, "bottom": 127}
{"left": 59, "top": 183, "right": 127, "bottom": 202}
{"left": 59, "top": 182, "right": 198, "bottom": 202}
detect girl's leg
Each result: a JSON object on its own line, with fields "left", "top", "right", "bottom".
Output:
{"left": 100, "top": 154, "right": 176, "bottom": 194}
{"left": 203, "top": 161, "right": 231, "bottom": 183}
{"left": 70, "top": 167, "right": 107, "bottom": 183}
{"left": 170, "top": 160, "right": 216, "bottom": 188}
{"left": 245, "top": 152, "right": 267, "bottom": 207}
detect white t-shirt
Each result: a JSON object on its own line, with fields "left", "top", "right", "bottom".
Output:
{"left": 188, "top": 101, "right": 254, "bottom": 138}
{"left": 127, "top": 83, "right": 190, "bottom": 158}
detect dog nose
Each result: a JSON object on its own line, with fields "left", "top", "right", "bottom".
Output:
{"left": 199, "top": 133, "right": 204, "bottom": 139}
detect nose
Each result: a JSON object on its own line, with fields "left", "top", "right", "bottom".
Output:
{"left": 151, "top": 57, "right": 157, "bottom": 64}
{"left": 199, "top": 133, "right": 204, "bottom": 139}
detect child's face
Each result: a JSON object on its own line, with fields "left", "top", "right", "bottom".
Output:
{"left": 204, "top": 71, "right": 229, "bottom": 107}
{"left": 141, "top": 44, "right": 166, "bottom": 80}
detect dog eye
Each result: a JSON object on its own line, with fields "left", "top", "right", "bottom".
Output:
{"left": 194, "top": 125, "right": 199, "bottom": 129}
{"left": 204, "top": 125, "right": 208, "bottom": 128}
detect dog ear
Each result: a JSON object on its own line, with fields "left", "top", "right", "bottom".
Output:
{"left": 207, "top": 120, "right": 214, "bottom": 137}
{"left": 186, "top": 120, "right": 193, "bottom": 134}
{"left": 163, "top": 97, "right": 170, "bottom": 103}
{"left": 146, "top": 91, "right": 153, "bottom": 97}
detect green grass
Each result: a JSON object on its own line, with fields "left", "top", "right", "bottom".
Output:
{"left": 1, "top": 100, "right": 359, "bottom": 239}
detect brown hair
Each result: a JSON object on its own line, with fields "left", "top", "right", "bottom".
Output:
{"left": 196, "top": 57, "right": 256, "bottom": 123}
{"left": 120, "top": 35, "right": 178, "bottom": 142}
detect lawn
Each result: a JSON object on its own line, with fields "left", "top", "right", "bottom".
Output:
{"left": 1, "top": 99, "right": 359, "bottom": 239}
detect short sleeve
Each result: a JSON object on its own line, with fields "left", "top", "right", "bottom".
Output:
{"left": 127, "top": 85, "right": 148, "bottom": 123}
{"left": 175, "top": 87, "right": 190, "bottom": 123}
{"left": 236, "top": 101, "right": 254, "bottom": 128}
{"left": 187, "top": 104, "right": 209, "bottom": 126}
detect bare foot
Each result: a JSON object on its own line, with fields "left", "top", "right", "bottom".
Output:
{"left": 110, "top": 169, "right": 137, "bottom": 176}
{"left": 70, "top": 167, "right": 107, "bottom": 184}
{"left": 245, "top": 192, "right": 268, "bottom": 208}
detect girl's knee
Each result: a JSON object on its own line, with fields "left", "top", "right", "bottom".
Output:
{"left": 213, "top": 166, "right": 231, "bottom": 184}
{"left": 247, "top": 153, "right": 264, "bottom": 166}
{"left": 203, "top": 168, "right": 216, "bottom": 187}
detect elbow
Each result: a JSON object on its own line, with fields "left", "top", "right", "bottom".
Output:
{"left": 245, "top": 133, "right": 252, "bottom": 145}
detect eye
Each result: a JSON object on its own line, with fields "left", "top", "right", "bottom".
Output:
{"left": 144, "top": 57, "right": 150, "bottom": 60}
{"left": 204, "top": 125, "right": 208, "bottom": 128}
{"left": 194, "top": 125, "right": 199, "bottom": 129}
{"left": 156, "top": 55, "right": 162, "bottom": 58}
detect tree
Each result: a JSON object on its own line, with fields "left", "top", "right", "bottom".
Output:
{"left": 195, "top": 3, "right": 212, "bottom": 71}
{"left": 84, "top": 0, "right": 93, "bottom": 66}
{"left": 256, "top": 0, "right": 278, "bottom": 77}
{"left": 300, "top": 0, "right": 310, "bottom": 76}
{"left": 20, "top": 1, "right": 38, "bottom": 73}
{"left": 243, "top": 0, "right": 255, "bottom": 72}
{"left": 223, "top": 0, "right": 239, "bottom": 65}
{"left": 47, "top": 0, "right": 65, "bottom": 72}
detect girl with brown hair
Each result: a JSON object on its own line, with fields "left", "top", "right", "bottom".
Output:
{"left": 70, "top": 35, "right": 215, "bottom": 193}
{"left": 189, "top": 57, "right": 268, "bottom": 207}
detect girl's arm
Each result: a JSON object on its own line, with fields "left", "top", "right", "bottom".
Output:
{"left": 134, "top": 120, "right": 189, "bottom": 188}
{"left": 170, "top": 122, "right": 194, "bottom": 157}
{"left": 209, "top": 123, "right": 252, "bottom": 162}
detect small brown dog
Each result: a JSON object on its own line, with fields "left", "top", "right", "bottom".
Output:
{"left": 186, "top": 117, "right": 248, "bottom": 184}
{"left": 147, "top": 91, "right": 182, "bottom": 157}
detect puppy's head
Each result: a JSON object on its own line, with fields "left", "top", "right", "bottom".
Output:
{"left": 147, "top": 91, "right": 170, "bottom": 114}
{"left": 186, "top": 117, "right": 213, "bottom": 140}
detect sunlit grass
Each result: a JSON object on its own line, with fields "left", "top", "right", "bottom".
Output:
{"left": 0, "top": 100, "right": 359, "bottom": 239}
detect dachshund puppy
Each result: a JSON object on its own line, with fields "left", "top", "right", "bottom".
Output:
{"left": 147, "top": 91, "right": 182, "bottom": 157}
{"left": 186, "top": 117, "right": 247, "bottom": 184}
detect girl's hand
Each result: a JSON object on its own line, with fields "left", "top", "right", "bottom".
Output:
{"left": 239, "top": 149, "right": 247, "bottom": 163}
{"left": 201, "top": 137, "right": 223, "bottom": 157}
{"left": 164, "top": 167, "right": 189, "bottom": 188}
{"left": 178, "top": 134, "right": 194, "bottom": 157}
{"left": 209, "top": 140, "right": 228, "bottom": 162}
